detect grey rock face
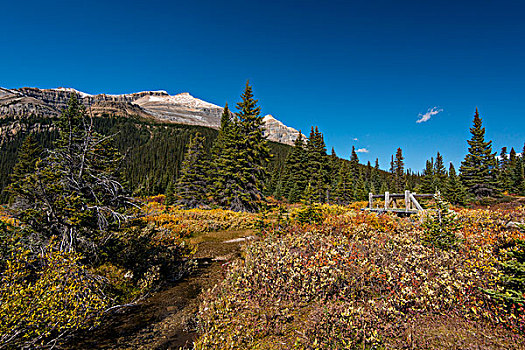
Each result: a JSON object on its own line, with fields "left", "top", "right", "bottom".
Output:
{"left": 262, "top": 115, "right": 303, "bottom": 145}
{"left": 0, "top": 87, "right": 300, "bottom": 145}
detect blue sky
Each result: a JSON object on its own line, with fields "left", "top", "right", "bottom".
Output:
{"left": 1, "top": 0, "right": 524, "bottom": 171}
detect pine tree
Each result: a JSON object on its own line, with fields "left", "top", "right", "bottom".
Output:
{"left": 165, "top": 181, "right": 175, "bottom": 206}
{"left": 509, "top": 147, "right": 517, "bottom": 169}
{"left": 327, "top": 147, "right": 339, "bottom": 203}
{"left": 211, "top": 103, "right": 232, "bottom": 157}
{"left": 281, "top": 132, "right": 308, "bottom": 202}
{"left": 306, "top": 126, "right": 329, "bottom": 203}
{"left": 499, "top": 147, "right": 509, "bottom": 169}
{"left": 497, "top": 147, "right": 512, "bottom": 193}
{"left": 349, "top": 146, "right": 359, "bottom": 179}
{"left": 371, "top": 158, "right": 381, "bottom": 193}
{"left": 434, "top": 152, "right": 447, "bottom": 192}
{"left": 393, "top": 148, "right": 405, "bottom": 192}
{"left": 353, "top": 173, "right": 368, "bottom": 201}
{"left": 365, "top": 161, "right": 372, "bottom": 182}
{"left": 335, "top": 161, "right": 353, "bottom": 204}
{"left": 213, "top": 81, "right": 271, "bottom": 212}
{"left": 444, "top": 163, "right": 467, "bottom": 206}
{"left": 511, "top": 155, "right": 525, "bottom": 195}
{"left": 288, "top": 182, "right": 302, "bottom": 203}
{"left": 6, "top": 133, "right": 43, "bottom": 201}
{"left": 213, "top": 115, "right": 244, "bottom": 209}
{"left": 175, "top": 132, "right": 209, "bottom": 208}
{"left": 460, "top": 108, "right": 498, "bottom": 198}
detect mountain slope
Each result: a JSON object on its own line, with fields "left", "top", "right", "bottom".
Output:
{"left": 0, "top": 87, "right": 301, "bottom": 145}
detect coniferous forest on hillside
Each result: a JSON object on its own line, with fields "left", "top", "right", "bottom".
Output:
{"left": 1, "top": 83, "right": 525, "bottom": 349}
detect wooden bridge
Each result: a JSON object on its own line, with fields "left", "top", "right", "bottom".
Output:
{"left": 366, "top": 191, "right": 434, "bottom": 215}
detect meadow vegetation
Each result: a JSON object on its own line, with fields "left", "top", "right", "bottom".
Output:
{"left": 195, "top": 204, "right": 525, "bottom": 349}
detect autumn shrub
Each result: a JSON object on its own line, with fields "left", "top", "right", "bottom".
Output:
{"left": 195, "top": 209, "right": 525, "bottom": 349}
{"left": 0, "top": 242, "right": 108, "bottom": 348}
{"left": 0, "top": 207, "right": 195, "bottom": 348}
{"left": 144, "top": 203, "right": 258, "bottom": 236}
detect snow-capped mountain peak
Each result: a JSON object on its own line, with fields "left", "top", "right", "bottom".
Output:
{"left": 262, "top": 114, "right": 302, "bottom": 144}
{"left": 0, "top": 86, "right": 302, "bottom": 145}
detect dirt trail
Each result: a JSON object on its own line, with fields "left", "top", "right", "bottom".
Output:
{"left": 63, "top": 230, "right": 254, "bottom": 350}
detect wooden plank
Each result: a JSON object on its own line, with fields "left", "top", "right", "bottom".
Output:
{"left": 413, "top": 194, "right": 435, "bottom": 198}
{"left": 386, "top": 194, "right": 406, "bottom": 198}
{"left": 409, "top": 193, "right": 424, "bottom": 211}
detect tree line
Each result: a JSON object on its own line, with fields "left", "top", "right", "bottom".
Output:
{"left": 174, "top": 103, "right": 523, "bottom": 209}
{"left": 2, "top": 86, "right": 523, "bottom": 211}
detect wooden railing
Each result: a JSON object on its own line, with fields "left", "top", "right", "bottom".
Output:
{"left": 367, "top": 191, "right": 434, "bottom": 214}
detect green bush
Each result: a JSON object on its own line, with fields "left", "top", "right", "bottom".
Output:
{"left": 293, "top": 203, "right": 324, "bottom": 224}
{"left": 421, "top": 194, "right": 461, "bottom": 250}
{"left": 485, "top": 233, "right": 525, "bottom": 324}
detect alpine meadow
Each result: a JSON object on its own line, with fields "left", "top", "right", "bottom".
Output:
{"left": 1, "top": 0, "right": 525, "bottom": 349}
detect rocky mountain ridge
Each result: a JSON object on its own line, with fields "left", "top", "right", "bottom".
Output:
{"left": 0, "top": 87, "right": 301, "bottom": 145}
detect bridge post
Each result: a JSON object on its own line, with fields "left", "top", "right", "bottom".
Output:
{"left": 404, "top": 190, "right": 410, "bottom": 212}
{"left": 384, "top": 192, "right": 389, "bottom": 210}
{"left": 369, "top": 193, "right": 373, "bottom": 209}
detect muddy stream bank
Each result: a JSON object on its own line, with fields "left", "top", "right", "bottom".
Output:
{"left": 63, "top": 230, "right": 255, "bottom": 349}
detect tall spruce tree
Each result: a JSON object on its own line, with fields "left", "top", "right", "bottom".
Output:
{"left": 6, "top": 133, "right": 43, "bottom": 202}
{"left": 353, "top": 173, "right": 368, "bottom": 201}
{"left": 434, "top": 152, "right": 447, "bottom": 192}
{"left": 371, "top": 158, "right": 381, "bottom": 192}
{"left": 211, "top": 103, "right": 232, "bottom": 157}
{"left": 306, "top": 126, "right": 329, "bottom": 203}
{"left": 420, "top": 158, "right": 435, "bottom": 193}
{"left": 213, "top": 82, "right": 270, "bottom": 212}
{"left": 498, "top": 147, "right": 512, "bottom": 193}
{"left": 393, "top": 148, "right": 405, "bottom": 192}
{"left": 237, "top": 81, "right": 271, "bottom": 208}
{"left": 511, "top": 155, "right": 525, "bottom": 195}
{"left": 175, "top": 132, "right": 209, "bottom": 208}
{"left": 327, "top": 147, "right": 340, "bottom": 202}
{"left": 444, "top": 163, "right": 467, "bottom": 206}
{"left": 348, "top": 146, "right": 363, "bottom": 200}
{"left": 460, "top": 108, "right": 498, "bottom": 198}
{"left": 335, "top": 161, "right": 353, "bottom": 204}
{"left": 349, "top": 146, "right": 360, "bottom": 181}
{"left": 281, "top": 132, "right": 308, "bottom": 202}
{"left": 165, "top": 181, "right": 175, "bottom": 206}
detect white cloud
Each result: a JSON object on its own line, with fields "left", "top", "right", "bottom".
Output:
{"left": 356, "top": 148, "right": 369, "bottom": 153}
{"left": 353, "top": 137, "right": 359, "bottom": 141}
{"left": 416, "top": 107, "right": 443, "bottom": 123}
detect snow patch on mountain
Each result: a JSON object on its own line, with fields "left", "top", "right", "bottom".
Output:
{"left": 53, "top": 87, "right": 92, "bottom": 98}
